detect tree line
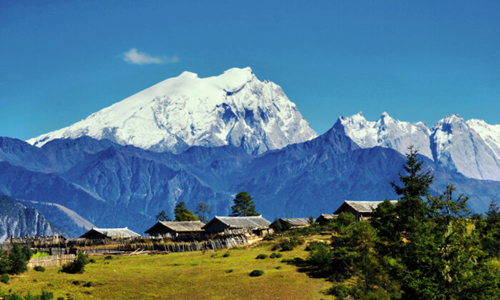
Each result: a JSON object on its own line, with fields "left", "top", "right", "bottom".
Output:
{"left": 305, "top": 147, "right": 500, "bottom": 299}
{"left": 155, "top": 191, "right": 260, "bottom": 223}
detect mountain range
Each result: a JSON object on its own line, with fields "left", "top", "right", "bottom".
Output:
{"left": 335, "top": 112, "right": 500, "bottom": 181}
{"left": 1, "top": 67, "right": 500, "bottom": 240}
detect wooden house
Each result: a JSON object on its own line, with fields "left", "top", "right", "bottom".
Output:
{"left": 275, "top": 218, "right": 311, "bottom": 229}
{"left": 202, "top": 216, "right": 272, "bottom": 236}
{"left": 333, "top": 200, "right": 397, "bottom": 221}
{"left": 315, "top": 214, "right": 336, "bottom": 226}
{"left": 79, "top": 227, "right": 141, "bottom": 240}
{"left": 144, "top": 221, "right": 205, "bottom": 238}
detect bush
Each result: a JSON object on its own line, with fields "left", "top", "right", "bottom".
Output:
{"left": 223, "top": 253, "right": 230, "bottom": 257}
{"left": 104, "top": 255, "right": 113, "bottom": 260}
{"left": 279, "top": 237, "right": 305, "bottom": 251}
{"left": 255, "top": 254, "right": 268, "bottom": 259}
{"left": 83, "top": 281, "right": 93, "bottom": 287}
{"left": 327, "top": 284, "right": 349, "bottom": 299}
{"left": 305, "top": 241, "right": 327, "bottom": 251}
{"left": 270, "top": 253, "right": 282, "bottom": 259}
{"left": 89, "top": 258, "right": 96, "bottom": 263}
{"left": 249, "top": 270, "right": 264, "bottom": 277}
{"left": 0, "top": 273, "right": 10, "bottom": 284}
{"left": 61, "top": 253, "right": 89, "bottom": 274}
{"left": 34, "top": 265, "right": 46, "bottom": 272}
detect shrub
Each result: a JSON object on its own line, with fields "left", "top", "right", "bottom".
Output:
{"left": 279, "top": 237, "right": 305, "bottom": 251}
{"left": 271, "top": 244, "right": 281, "bottom": 251}
{"left": 89, "top": 258, "right": 96, "bottom": 263}
{"left": 305, "top": 241, "right": 327, "bottom": 252}
{"left": 293, "top": 257, "right": 304, "bottom": 263}
{"left": 0, "top": 273, "right": 10, "bottom": 284}
{"left": 104, "top": 255, "right": 113, "bottom": 260}
{"left": 249, "top": 270, "right": 264, "bottom": 277}
{"left": 34, "top": 265, "right": 46, "bottom": 272}
{"left": 223, "top": 253, "right": 230, "bottom": 257}
{"left": 327, "top": 284, "right": 349, "bottom": 299}
{"left": 270, "top": 253, "right": 282, "bottom": 259}
{"left": 255, "top": 254, "right": 268, "bottom": 259}
{"left": 83, "top": 281, "right": 93, "bottom": 287}
{"left": 226, "top": 269, "right": 233, "bottom": 273}
{"left": 61, "top": 253, "right": 89, "bottom": 274}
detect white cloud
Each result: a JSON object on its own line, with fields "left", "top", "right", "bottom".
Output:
{"left": 123, "top": 48, "right": 178, "bottom": 65}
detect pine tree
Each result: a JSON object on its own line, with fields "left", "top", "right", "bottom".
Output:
{"left": 174, "top": 202, "right": 199, "bottom": 221}
{"left": 8, "top": 243, "right": 27, "bottom": 275}
{"left": 230, "top": 192, "right": 259, "bottom": 216}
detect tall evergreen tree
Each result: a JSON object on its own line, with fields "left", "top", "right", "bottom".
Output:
{"left": 230, "top": 192, "right": 259, "bottom": 216}
{"left": 8, "top": 243, "right": 27, "bottom": 275}
{"left": 391, "top": 145, "right": 434, "bottom": 235}
{"left": 479, "top": 201, "right": 500, "bottom": 259}
{"left": 174, "top": 202, "right": 198, "bottom": 221}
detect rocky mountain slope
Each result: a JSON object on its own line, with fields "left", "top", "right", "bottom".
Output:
{"left": 0, "top": 195, "right": 62, "bottom": 243}
{"left": 1, "top": 131, "right": 499, "bottom": 236}
{"left": 27, "top": 68, "right": 317, "bottom": 155}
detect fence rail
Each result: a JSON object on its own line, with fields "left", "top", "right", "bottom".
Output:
{"left": 78, "top": 235, "right": 248, "bottom": 255}
{"left": 27, "top": 254, "right": 75, "bottom": 269}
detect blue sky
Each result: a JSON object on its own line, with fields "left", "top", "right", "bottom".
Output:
{"left": 1, "top": 1, "right": 500, "bottom": 140}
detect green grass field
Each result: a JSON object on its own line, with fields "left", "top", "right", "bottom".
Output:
{"left": 1, "top": 241, "right": 335, "bottom": 299}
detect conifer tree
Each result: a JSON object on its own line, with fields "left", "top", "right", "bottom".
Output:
{"left": 8, "top": 243, "right": 27, "bottom": 275}
{"left": 230, "top": 192, "right": 259, "bottom": 216}
{"left": 174, "top": 201, "right": 199, "bottom": 221}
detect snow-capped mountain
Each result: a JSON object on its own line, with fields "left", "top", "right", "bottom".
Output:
{"left": 335, "top": 112, "right": 500, "bottom": 181}
{"left": 333, "top": 112, "right": 433, "bottom": 159}
{"left": 27, "top": 67, "right": 317, "bottom": 154}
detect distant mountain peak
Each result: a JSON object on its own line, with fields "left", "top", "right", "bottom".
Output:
{"left": 27, "top": 67, "right": 317, "bottom": 154}
{"left": 335, "top": 112, "right": 500, "bottom": 181}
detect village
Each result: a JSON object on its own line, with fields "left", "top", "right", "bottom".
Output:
{"left": 0, "top": 200, "right": 386, "bottom": 269}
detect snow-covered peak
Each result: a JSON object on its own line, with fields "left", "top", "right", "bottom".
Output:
{"left": 27, "top": 67, "right": 317, "bottom": 154}
{"left": 467, "top": 119, "right": 500, "bottom": 159}
{"left": 430, "top": 115, "right": 500, "bottom": 180}
{"left": 334, "top": 112, "right": 432, "bottom": 159}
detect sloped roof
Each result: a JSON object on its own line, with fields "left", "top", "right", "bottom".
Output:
{"left": 145, "top": 221, "right": 205, "bottom": 234}
{"left": 334, "top": 200, "right": 398, "bottom": 214}
{"left": 79, "top": 227, "right": 141, "bottom": 239}
{"left": 317, "top": 214, "right": 335, "bottom": 220}
{"left": 279, "top": 218, "right": 310, "bottom": 226}
{"left": 203, "top": 216, "right": 271, "bottom": 229}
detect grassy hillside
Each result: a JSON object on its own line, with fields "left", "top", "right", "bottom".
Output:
{"left": 1, "top": 240, "right": 335, "bottom": 299}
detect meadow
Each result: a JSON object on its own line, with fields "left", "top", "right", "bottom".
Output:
{"left": 1, "top": 239, "right": 335, "bottom": 300}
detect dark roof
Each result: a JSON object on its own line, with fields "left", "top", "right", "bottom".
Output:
{"left": 203, "top": 216, "right": 271, "bottom": 229}
{"left": 316, "top": 214, "right": 335, "bottom": 220}
{"left": 334, "top": 200, "right": 398, "bottom": 214}
{"left": 79, "top": 227, "right": 141, "bottom": 239}
{"left": 279, "top": 218, "right": 310, "bottom": 226}
{"left": 145, "top": 221, "right": 205, "bottom": 234}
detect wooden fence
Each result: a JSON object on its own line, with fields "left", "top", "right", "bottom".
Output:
{"left": 78, "top": 235, "right": 248, "bottom": 255}
{"left": 27, "top": 254, "right": 76, "bottom": 269}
